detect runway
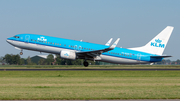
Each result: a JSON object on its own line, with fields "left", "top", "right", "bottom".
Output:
{"left": 0, "top": 99, "right": 180, "bottom": 101}
{"left": 1, "top": 68, "right": 180, "bottom": 71}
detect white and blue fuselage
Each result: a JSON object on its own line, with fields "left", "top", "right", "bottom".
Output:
{"left": 6, "top": 26, "right": 174, "bottom": 66}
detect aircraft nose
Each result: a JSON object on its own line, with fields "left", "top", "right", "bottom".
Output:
{"left": 6, "top": 39, "right": 10, "bottom": 43}
{"left": 6, "top": 39, "right": 12, "bottom": 44}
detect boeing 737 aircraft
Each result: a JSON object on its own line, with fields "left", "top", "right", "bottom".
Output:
{"left": 7, "top": 26, "right": 174, "bottom": 67}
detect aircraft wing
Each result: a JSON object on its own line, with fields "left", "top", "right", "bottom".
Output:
{"left": 76, "top": 38, "right": 120, "bottom": 58}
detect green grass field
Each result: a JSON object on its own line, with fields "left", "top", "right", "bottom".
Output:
{"left": 0, "top": 68, "right": 180, "bottom": 99}
{"left": 1, "top": 65, "right": 180, "bottom": 69}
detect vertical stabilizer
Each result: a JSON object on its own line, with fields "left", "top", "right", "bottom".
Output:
{"left": 129, "top": 26, "right": 174, "bottom": 55}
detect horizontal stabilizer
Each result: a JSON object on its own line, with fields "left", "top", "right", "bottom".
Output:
{"left": 151, "top": 55, "right": 172, "bottom": 58}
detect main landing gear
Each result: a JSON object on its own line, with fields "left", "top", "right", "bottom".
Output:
{"left": 83, "top": 61, "right": 89, "bottom": 67}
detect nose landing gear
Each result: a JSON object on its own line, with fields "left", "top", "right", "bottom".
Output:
{"left": 20, "top": 52, "right": 23, "bottom": 55}
{"left": 20, "top": 50, "right": 23, "bottom": 55}
{"left": 83, "top": 61, "right": 89, "bottom": 67}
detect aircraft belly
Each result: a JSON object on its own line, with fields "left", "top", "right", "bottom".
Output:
{"left": 28, "top": 44, "right": 62, "bottom": 54}
{"left": 38, "top": 45, "right": 62, "bottom": 54}
{"left": 100, "top": 55, "right": 149, "bottom": 64}
{"left": 7, "top": 40, "right": 19, "bottom": 47}
{"left": 22, "top": 43, "right": 37, "bottom": 51}
{"left": 12, "top": 41, "right": 61, "bottom": 54}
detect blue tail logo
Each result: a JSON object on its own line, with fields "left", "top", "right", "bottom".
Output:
{"left": 151, "top": 39, "right": 165, "bottom": 48}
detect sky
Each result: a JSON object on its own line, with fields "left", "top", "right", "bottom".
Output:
{"left": 0, "top": 0, "right": 180, "bottom": 60}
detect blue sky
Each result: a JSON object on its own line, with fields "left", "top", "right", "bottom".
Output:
{"left": 0, "top": 0, "right": 180, "bottom": 60}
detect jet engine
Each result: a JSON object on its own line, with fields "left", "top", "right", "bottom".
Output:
{"left": 60, "top": 50, "right": 76, "bottom": 60}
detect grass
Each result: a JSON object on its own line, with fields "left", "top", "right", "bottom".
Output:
{"left": 0, "top": 70, "right": 180, "bottom": 99}
{"left": 1, "top": 65, "right": 180, "bottom": 69}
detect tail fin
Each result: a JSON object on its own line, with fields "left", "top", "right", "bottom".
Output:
{"left": 129, "top": 26, "right": 174, "bottom": 55}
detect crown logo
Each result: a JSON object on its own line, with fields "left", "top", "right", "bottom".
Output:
{"left": 155, "top": 39, "right": 162, "bottom": 43}
{"left": 38, "top": 36, "right": 47, "bottom": 41}
{"left": 64, "top": 53, "right": 69, "bottom": 56}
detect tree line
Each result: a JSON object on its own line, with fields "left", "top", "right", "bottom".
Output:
{"left": 1, "top": 54, "right": 180, "bottom": 65}
{"left": 0, "top": 54, "right": 97, "bottom": 65}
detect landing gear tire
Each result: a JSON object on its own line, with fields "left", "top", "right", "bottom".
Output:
{"left": 20, "top": 52, "right": 23, "bottom": 55}
{"left": 83, "top": 61, "right": 89, "bottom": 67}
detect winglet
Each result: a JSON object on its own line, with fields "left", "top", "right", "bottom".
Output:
{"left": 105, "top": 38, "right": 113, "bottom": 46}
{"left": 109, "top": 38, "right": 120, "bottom": 49}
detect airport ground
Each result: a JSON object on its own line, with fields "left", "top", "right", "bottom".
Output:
{"left": 0, "top": 65, "right": 180, "bottom": 100}
{"left": 1, "top": 65, "right": 180, "bottom": 69}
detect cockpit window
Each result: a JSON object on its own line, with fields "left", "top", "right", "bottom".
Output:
{"left": 13, "top": 36, "right": 20, "bottom": 38}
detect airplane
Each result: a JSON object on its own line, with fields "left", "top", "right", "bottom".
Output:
{"left": 6, "top": 26, "right": 174, "bottom": 67}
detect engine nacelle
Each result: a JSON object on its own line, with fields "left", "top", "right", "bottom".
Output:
{"left": 60, "top": 50, "right": 76, "bottom": 60}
